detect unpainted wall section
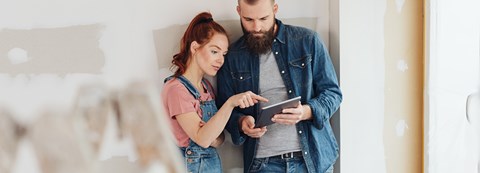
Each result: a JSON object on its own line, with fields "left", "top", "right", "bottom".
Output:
{"left": 338, "top": 0, "right": 423, "bottom": 172}
{"left": 383, "top": 0, "right": 423, "bottom": 172}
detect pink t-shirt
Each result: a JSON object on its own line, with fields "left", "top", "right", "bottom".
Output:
{"left": 161, "top": 78, "right": 213, "bottom": 147}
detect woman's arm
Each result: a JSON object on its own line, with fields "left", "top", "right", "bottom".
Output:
{"left": 176, "top": 91, "right": 267, "bottom": 148}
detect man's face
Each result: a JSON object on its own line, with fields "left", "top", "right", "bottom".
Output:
{"left": 237, "top": 0, "right": 278, "bottom": 54}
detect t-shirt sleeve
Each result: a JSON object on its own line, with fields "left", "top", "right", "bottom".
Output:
{"left": 164, "top": 82, "right": 197, "bottom": 119}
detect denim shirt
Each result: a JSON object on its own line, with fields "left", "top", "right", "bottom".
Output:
{"left": 216, "top": 19, "right": 342, "bottom": 173}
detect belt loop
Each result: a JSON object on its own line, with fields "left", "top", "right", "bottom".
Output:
{"left": 280, "top": 152, "right": 294, "bottom": 159}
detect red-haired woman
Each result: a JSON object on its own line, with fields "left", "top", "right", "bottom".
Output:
{"left": 161, "top": 12, "right": 267, "bottom": 173}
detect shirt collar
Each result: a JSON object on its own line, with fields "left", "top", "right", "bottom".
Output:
{"left": 274, "top": 19, "right": 286, "bottom": 44}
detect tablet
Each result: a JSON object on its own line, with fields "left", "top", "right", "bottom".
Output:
{"left": 255, "top": 96, "right": 301, "bottom": 128}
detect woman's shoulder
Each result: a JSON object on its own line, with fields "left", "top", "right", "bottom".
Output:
{"left": 162, "top": 78, "right": 189, "bottom": 96}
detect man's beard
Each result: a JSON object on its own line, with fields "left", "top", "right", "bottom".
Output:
{"left": 242, "top": 23, "right": 275, "bottom": 55}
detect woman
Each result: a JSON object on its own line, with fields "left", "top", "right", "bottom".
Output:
{"left": 161, "top": 12, "right": 267, "bottom": 173}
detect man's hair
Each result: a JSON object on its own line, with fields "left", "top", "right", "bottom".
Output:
{"left": 238, "top": 0, "right": 275, "bottom": 5}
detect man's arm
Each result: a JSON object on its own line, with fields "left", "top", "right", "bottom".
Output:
{"left": 271, "top": 32, "right": 341, "bottom": 128}
{"left": 306, "top": 32, "right": 343, "bottom": 129}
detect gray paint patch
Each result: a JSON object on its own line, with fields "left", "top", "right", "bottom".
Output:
{"left": 0, "top": 24, "right": 105, "bottom": 75}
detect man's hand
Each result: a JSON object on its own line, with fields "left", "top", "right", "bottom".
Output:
{"left": 271, "top": 102, "right": 312, "bottom": 125}
{"left": 239, "top": 115, "right": 267, "bottom": 138}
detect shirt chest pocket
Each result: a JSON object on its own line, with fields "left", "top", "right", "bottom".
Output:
{"left": 288, "top": 55, "right": 313, "bottom": 82}
{"left": 230, "top": 71, "right": 253, "bottom": 92}
{"left": 289, "top": 55, "right": 312, "bottom": 69}
{"left": 230, "top": 71, "right": 252, "bottom": 81}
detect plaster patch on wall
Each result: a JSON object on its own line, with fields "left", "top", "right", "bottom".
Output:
{"left": 397, "top": 59, "right": 409, "bottom": 72}
{"left": 395, "top": 120, "right": 409, "bottom": 136}
{"left": 0, "top": 24, "right": 105, "bottom": 75}
{"left": 7, "top": 48, "right": 31, "bottom": 65}
{"left": 395, "top": 0, "right": 405, "bottom": 13}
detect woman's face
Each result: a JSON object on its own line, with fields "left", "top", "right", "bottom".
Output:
{"left": 194, "top": 33, "right": 229, "bottom": 76}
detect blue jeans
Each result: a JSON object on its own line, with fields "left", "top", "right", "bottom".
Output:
{"left": 249, "top": 157, "right": 334, "bottom": 173}
{"left": 180, "top": 145, "right": 221, "bottom": 173}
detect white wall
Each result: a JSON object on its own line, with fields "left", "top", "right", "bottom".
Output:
{"left": 0, "top": 0, "right": 329, "bottom": 172}
{"left": 337, "top": 0, "right": 388, "bottom": 172}
{"left": 426, "top": 0, "right": 480, "bottom": 172}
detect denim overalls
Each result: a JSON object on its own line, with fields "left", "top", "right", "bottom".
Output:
{"left": 165, "top": 75, "right": 222, "bottom": 173}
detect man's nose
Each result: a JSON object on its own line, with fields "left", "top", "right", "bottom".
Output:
{"left": 253, "top": 21, "right": 261, "bottom": 32}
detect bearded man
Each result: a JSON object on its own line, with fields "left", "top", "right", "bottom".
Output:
{"left": 216, "top": 0, "right": 343, "bottom": 173}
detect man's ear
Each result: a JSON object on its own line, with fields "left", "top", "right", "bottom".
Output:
{"left": 190, "top": 41, "right": 199, "bottom": 54}
{"left": 273, "top": 3, "right": 278, "bottom": 14}
{"left": 237, "top": 5, "right": 241, "bottom": 16}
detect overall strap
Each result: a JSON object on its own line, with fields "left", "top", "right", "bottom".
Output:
{"left": 164, "top": 75, "right": 201, "bottom": 100}
{"left": 201, "top": 78, "right": 215, "bottom": 99}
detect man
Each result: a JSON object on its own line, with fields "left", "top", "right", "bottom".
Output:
{"left": 216, "top": 0, "right": 342, "bottom": 172}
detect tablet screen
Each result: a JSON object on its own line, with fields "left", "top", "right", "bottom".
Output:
{"left": 255, "top": 96, "right": 301, "bottom": 128}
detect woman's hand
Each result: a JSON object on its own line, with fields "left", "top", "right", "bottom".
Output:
{"left": 227, "top": 91, "right": 268, "bottom": 109}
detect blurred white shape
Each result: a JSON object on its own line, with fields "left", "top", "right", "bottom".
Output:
{"left": 146, "top": 161, "right": 168, "bottom": 173}
{"left": 11, "top": 139, "right": 41, "bottom": 173}
{"left": 72, "top": 82, "right": 111, "bottom": 156}
{"left": 7, "top": 48, "right": 31, "bottom": 65}
{"left": 0, "top": 109, "right": 21, "bottom": 173}
{"left": 28, "top": 112, "right": 95, "bottom": 173}
{"left": 116, "top": 80, "right": 183, "bottom": 173}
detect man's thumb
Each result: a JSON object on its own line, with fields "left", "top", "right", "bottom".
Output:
{"left": 248, "top": 118, "right": 255, "bottom": 128}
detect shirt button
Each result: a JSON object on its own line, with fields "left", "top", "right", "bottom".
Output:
{"left": 301, "top": 63, "right": 305, "bottom": 67}
{"left": 288, "top": 90, "right": 292, "bottom": 93}
{"left": 274, "top": 39, "right": 276, "bottom": 42}
{"left": 298, "top": 131, "right": 302, "bottom": 134}
{"left": 240, "top": 76, "right": 243, "bottom": 80}
{"left": 186, "top": 150, "right": 192, "bottom": 155}
{"left": 275, "top": 52, "right": 278, "bottom": 55}
{"left": 281, "top": 70, "right": 285, "bottom": 74}
{"left": 305, "top": 152, "right": 308, "bottom": 155}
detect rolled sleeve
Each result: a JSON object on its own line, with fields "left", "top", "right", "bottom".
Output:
{"left": 308, "top": 33, "right": 343, "bottom": 129}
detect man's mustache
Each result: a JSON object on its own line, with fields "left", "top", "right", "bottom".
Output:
{"left": 247, "top": 31, "right": 266, "bottom": 35}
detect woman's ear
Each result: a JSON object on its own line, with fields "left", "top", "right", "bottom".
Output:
{"left": 190, "top": 41, "right": 199, "bottom": 55}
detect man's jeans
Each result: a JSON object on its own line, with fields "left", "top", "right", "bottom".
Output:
{"left": 249, "top": 157, "right": 334, "bottom": 173}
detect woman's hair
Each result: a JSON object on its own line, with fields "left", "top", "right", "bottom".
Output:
{"left": 171, "top": 12, "right": 228, "bottom": 77}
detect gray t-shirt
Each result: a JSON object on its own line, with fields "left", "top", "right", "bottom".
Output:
{"left": 255, "top": 51, "right": 301, "bottom": 158}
